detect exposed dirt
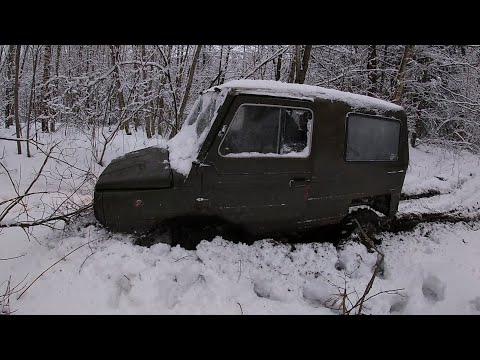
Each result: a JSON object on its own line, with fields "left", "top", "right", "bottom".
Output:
{"left": 285, "top": 208, "right": 480, "bottom": 248}
{"left": 400, "top": 190, "right": 442, "bottom": 201}
{"left": 378, "top": 212, "right": 480, "bottom": 233}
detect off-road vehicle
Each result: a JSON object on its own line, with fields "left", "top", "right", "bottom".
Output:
{"left": 94, "top": 80, "right": 409, "bottom": 248}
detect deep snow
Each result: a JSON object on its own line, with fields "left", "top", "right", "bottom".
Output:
{"left": 1, "top": 128, "right": 480, "bottom": 314}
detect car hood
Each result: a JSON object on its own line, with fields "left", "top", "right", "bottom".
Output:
{"left": 95, "top": 147, "right": 173, "bottom": 191}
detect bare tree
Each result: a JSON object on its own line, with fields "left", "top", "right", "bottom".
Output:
{"left": 275, "top": 52, "right": 282, "bottom": 81}
{"left": 295, "top": 45, "right": 312, "bottom": 84}
{"left": 4, "top": 45, "right": 15, "bottom": 128}
{"left": 392, "top": 45, "right": 416, "bottom": 103}
{"left": 110, "top": 45, "right": 131, "bottom": 135}
{"left": 26, "top": 46, "right": 40, "bottom": 158}
{"left": 14, "top": 45, "right": 22, "bottom": 155}
{"left": 40, "top": 45, "right": 52, "bottom": 132}
{"left": 177, "top": 45, "right": 202, "bottom": 128}
{"left": 1, "top": 44, "right": 480, "bottom": 162}
{"left": 367, "top": 45, "right": 378, "bottom": 96}
{"left": 288, "top": 46, "right": 298, "bottom": 83}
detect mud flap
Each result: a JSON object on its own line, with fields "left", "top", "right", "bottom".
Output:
{"left": 388, "top": 193, "right": 401, "bottom": 217}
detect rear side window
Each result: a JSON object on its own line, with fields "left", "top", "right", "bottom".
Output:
{"left": 345, "top": 113, "right": 400, "bottom": 161}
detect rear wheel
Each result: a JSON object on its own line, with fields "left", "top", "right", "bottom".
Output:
{"left": 340, "top": 208, "right": 381, "bottom": 244}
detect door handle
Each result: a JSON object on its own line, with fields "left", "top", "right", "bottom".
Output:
{"left": 289, "top": 178, "right": 310, "bottom": 188}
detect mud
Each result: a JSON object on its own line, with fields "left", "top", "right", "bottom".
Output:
{"left": 400, "top": 190, "right": 442, "bottom": 201}
{"left": 378, "top": 212, "right": 480, "bottom": 233}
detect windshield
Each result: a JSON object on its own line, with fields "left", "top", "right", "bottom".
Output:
{"left": 184, "top": 91, "right": 224, "bottom": 135}
{"left": 167, "top": 90, "right": 227, "bottom": 176}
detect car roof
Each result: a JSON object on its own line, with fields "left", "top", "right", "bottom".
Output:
{"left": 205, "top": 79, "right": 404, "bottom": 114}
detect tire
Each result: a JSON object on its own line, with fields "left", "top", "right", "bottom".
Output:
{"left": 341, "top": 208, "right": 380, "bottom": 243}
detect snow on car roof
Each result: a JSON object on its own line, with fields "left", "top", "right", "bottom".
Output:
{"left": 207, "top": 79, "right": 404, "bottom": 113}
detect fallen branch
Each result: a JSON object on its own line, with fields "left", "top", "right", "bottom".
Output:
{"left": 0, "top": 136, "right": 44, "bottom": 146}
{"left": 0, "top": 253, "right": 26, "bottom": 261}
{"left": 0, "top": 202, "right": 93, "bottom": 229}
{"left": 0, "top": 144, "right": 57, "bottom": 224}
{"left": 322, "top": 219, "right": 404, "bottom": 315}
{"left": 351, "top": 218, "right": 384, "bottom": 314}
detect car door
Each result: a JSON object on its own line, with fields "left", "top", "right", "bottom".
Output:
{"left": 197, "top": 95, "right": 315, "bottom": 232}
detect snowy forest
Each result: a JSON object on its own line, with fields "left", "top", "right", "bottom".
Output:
{"left": 1, "top": 45, "right": 480, "bottom": 315}
{"left": 2, "top": 45, "right": 480, "bottom": 151}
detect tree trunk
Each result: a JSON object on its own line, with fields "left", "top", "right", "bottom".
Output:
{"left": 142, "top": 45, "right": 152, "bottom": 139}
{"left": 133, "top": 46, "right": 140, "bottom": 132}
{"left": 157, "top": 96, "right": 164, "bottom": 136}
{"left": 216, "top": 46, "right": 223, "bottom": 85}
{"left": 288, "top": 46, "right": 298, "bottom": 83}
{"left": 20, "top": 45, "right": 29, "bottom": 76}
{"left": 148, "top": 50, "right": 156, "bottom": 137}
{"left": 219, "top": 46, "right": 231, "bottom": 85}
{"left": 175, "top": 45, "right": 190, "bottom": 89}
{"left": 14, "top": 45, "right": 22, "bottom": 155}
{"left": 5, "top": 45, "right": 15, "bottom": 128}
{"left": 295, "top": 45, "right": 312, "bottom": 84}
{"left": 392, "top": 45, "right": 416, "bottom": 103}
{"left": 380, "top": 45, "right": 388, "bottom": 93}
{"left": 26, "top": 46, "right": 39, "bottom": 158}
{"left": 41, "top": 45, "right": 52, "bottom": 132}
{"left": 51, "top": 45, "right": 62, "bottom": 132}
{"left": 177, "top": 45, "right": 202, "bottom": 130}
{"left": 275, "top": 53, "right": 282, "bottom": 81}
{"left": 367, "top": 45, "right": 378, "bottom": 96}
{"left": 110, "top": 45, "right": 131, "bottom": 135}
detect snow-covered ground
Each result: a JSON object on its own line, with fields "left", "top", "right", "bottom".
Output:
{"left": 1, "top": 128, "right": 480, "bottom": 314}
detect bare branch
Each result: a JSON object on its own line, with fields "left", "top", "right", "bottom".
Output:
{"left": 0, "top": 253, "right": 26, "bottom": 261}
{"left": 243, "top": 46, "right": 290, "bottom": 79}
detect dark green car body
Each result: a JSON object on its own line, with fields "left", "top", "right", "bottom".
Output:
{"left": 94, "top": 80, "right": 409, "bottom": 237}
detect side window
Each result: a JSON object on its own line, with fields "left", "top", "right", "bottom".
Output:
{"left": 219, "top": 104, "right": 312, "bottom": 157}
{"left": 345, "top": 113, "right": 401, "bottom": 161}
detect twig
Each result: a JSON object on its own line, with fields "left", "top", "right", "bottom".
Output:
{"left": 0, "top": 202, "right": 93, "bottom": 229}
{"left": 363, "top": 288, "right": 405, "bottom": 303}
{"left": 1, "top": 273, "right": 29, "bottom": 315}
{"left": 1, "top": 276, "right": 12, "bottom": 315}
{"left": 17, "top": 239, "right": 98, "bottom": 300}
{"left": 0, "top": 253, "right": 26, "bottom": 261}
{"left": 0, "top": 191, "right": 55, "bottom": 207}
{"left": 242, "top": 46, "right": 290, "bottom": 79}
{"left": 237, "top": 302, "right": 243, "bottom": 315}
{"left": 0, "top": 136, "right": 45, "bottom": 146}
{"left": 237, "top": 259, "right": 242, "bottom": 283}
{"left": 0, "top": 144, "right": 57, "bottom": 223}
{"left": 78, "top": 252, "right": 95, "bottom": 274}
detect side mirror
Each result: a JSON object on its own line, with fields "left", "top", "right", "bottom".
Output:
{"left": 192, "top": 159, "right": 211, "bottom": 168}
